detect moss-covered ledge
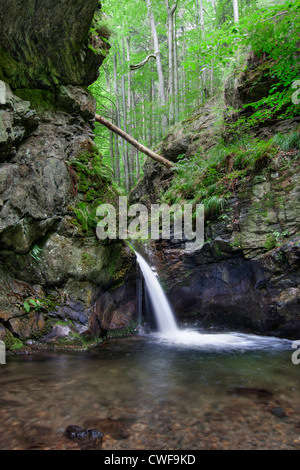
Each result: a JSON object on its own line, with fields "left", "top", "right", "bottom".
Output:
{"left": 0, "top": 0, "right": 109, "bottom": 89}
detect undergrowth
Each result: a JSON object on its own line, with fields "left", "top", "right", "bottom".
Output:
{"left": 161, "top": 129, "right": 300, "bottom": 217}
{"left": 66, "top": 145, "right": 121, "bottom": 236}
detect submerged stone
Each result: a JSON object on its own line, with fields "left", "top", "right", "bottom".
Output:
{"left": 65, "top": 425, "right": 104, "bottom": 442}
{"left": 270, "top": 407, "right": 287, "bottom": 419}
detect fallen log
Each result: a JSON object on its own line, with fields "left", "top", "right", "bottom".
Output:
{"left": 95, "top": 114, "right": 174, "bottom": 169}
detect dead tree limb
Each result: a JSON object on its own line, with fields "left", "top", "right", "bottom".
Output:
{"left": 95, "top": 114, "right": 174, "bottom": 169}
{"left": 130, "top": 53, "right": 157, "bottom": 71}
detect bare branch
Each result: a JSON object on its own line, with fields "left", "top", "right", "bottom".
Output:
{"left": 130, "top": 53, "right": 157, "bottom": 71}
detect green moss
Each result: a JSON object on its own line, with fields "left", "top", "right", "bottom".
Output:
{"left": 0, "top": 47, "right": 19, "bottom": 81}
{"left": 30, "top": 316, "right": 54, "bottom": 341}
{"left": 67, "top": 146, "right": 119, "bottom": 236}
{"left": 106, "top": 320, "right": 138, "bottom": 339}
{"left": 81, "top": 252, "right": 94, "bottom": 268}
{"left": 264, "top": 233, "right": 277, "bottom": 251}
{"left": 13, "top": 88, "right": 56, "bottom": 111}
{"left": 4, "top": 331, "right": 24, "bottom": 351}
{"left": 108, "top": 248, "right": 132, "bottom": 291}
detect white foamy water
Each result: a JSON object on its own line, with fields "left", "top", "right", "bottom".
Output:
{"left": 136, "top": 252, "right": 178, "bottom": 335}
{"left": 149, "top": 329, "right": 291, "bottom": 351}
{"left": 136, "top": 251, "right": 291, "bottom": 352}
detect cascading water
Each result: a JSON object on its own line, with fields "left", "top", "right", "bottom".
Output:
{"left": 135, "top": 252, "right": 178, "bottom": 335}
{"left": 135, "top": 251, "right": 291, "bottom": 351}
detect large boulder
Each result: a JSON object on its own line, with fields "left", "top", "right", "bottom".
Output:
{"left": 0, "top": 2, "right": 137, "bottom": 346}
{"left": 0, "top": 0, "right": 109, "bottom": 89}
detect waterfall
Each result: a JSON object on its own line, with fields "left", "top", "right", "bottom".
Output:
{"left": 135, "top": 252, "right": 178, "bottom": 335}
{"left": 135, "top": 251, "right": 291, "bottom": 351}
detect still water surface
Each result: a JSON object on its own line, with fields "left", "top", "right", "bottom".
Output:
{"left": 0, "top": 333, "right": 299, "bottom": 450}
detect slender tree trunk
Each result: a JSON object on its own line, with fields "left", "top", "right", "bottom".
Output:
{"left": 181, "top": 25, "right": 187, "bottom": 115}
{"left": 114, "top": 53, "right": 129, "bottom": 192}
{"left": 233, "top": 0, "right": 239, "bottom": 22}
{"left": 125, "top": 37, "right": 135, "bottom": 189}
{"left": 174, "top": 11, "right": 179, "bottom": 120}
{"left": 165, "top": 0, "right": 177, "bottom": 125}
{"left": 199, "top": 0, "right": 204, "bottom": 33}
{"left": 146, "top": 0, "right": 168, "bottom": 132}
{"left": 132, "top": 90, "right": 141, "bottom": 180}
{"left": 195, "top": 0, "right": 205, "bottom": 104}
{"left": 142, "top": 100, "right": 146, "bottom": 143}
{"left": 119, "top": 46, "right": 131, "bottom": 192}
{"left": 104, "top": 65, "right": 120, "bottom": 184}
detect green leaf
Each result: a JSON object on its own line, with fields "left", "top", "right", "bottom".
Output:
{"left": 23, "top": 301, "right": 31, "bottom": 313}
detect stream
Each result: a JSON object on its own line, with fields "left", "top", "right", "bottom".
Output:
{"left": 0, "top": 333, "right": 299, "bottom": 450}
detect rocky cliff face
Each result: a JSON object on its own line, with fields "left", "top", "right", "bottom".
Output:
{"left": 0, "top": 1, "right": 136, "bottom": 349}
{"left": 131, "top": 54, "right": 300, "bottom": 339}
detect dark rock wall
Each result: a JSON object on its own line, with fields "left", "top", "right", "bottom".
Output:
{"left": 0, "top": 1, "right": 136, "bottom": 347}
{"left": 132, "top": 54, "right": 300, "bottom": 339}
{"left": 0, "top": 0, "right": 106, "bottom": 88}
{"left": 148, "top": 235, "right": 300, "bottom": 339}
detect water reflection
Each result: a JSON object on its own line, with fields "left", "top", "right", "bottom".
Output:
{"left": 0, "top": 336, "right": 299, "bottom": 450}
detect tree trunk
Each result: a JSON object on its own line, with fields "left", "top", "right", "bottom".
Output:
{"left": 233, "top": 0, "right": 239, "bottom": 23}
{"left": 114, "top": 53, "right": 129, "bottom": 191}
{"left": 146, "top": 0, "right": 168, "bottom": 131}
{"left": 119, "top": 47, "right": 130, "bottom": 192}
{"left": 174, "top": 11, "right": 179, "bottom": 119}
{"left": 95, "top": 114, "right": 174, "bottom": 169}
{"left": 165, "top": 0, "right": 177, "bottom": 125}
{"left": 132, "top": 90, "right": 141, "bottom": 180}
{"left": 104, "top": 65, "right": 120, "bottom": 184}
{"left": 199, "top": 0, "right": 204, "bottom": 33}
{"left": 195, "top": 0, "right": 205, "bottom": 104}
{"left": 125, "top": 37, "right": 135, "bottom": 189}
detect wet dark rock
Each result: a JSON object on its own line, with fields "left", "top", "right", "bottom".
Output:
{"left": 0, "top": 398, "right": 22, "bottom": 407}
{"left": 228, "top": 387, "right": 273, "bottom": 400}
{"left": 130, "top": 49, "right": 300, "bottom": 339}
{"left": 255, "top": 279, "right": 268, "bottom": 290}
{"left": 65, "top": 425, "right": 104, "bottom": 442}
{"left": 270, "top": 407, "right": 287, "bottom": 419}
{"left": 145, "top": 233, "right": 300, "bottom": 338}
{"left": 0, "top": 0, "right": 108, "bottom": 89}
{"left": 0, "top": 1, "right": 137, "bottom": 344}
{"left": 83, "top": 418, "right": 130, "bottom": 440}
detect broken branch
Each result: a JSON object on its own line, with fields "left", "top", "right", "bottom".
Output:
{"left": 95, "top": 114, "right": 174, "bottom": 169}
{"left": 130, "top": 53, "right": 157, "bottom": 71}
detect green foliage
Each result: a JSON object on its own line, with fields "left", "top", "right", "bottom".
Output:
{"left": 72, "top": 202, "right": 98, "bottom": 233}
{"left": 67, "top": 148, "right": 120, "bottom": 235}
{"left": 160, "top": 134, "right": 290, "bottom": 217}
{"left": 30, "top": 245, "right": 43, "bottom": 261}
{"left": 23, "top": 298, "right": 45, "bottom": 313}
{"left": 4, "top": 332, "right": 24, "bottom": 351}
{"left": 272, "top": 131, "right": 300, "bottom": 151}
{"left": 264, "top": 229, "right": 290, "bottom": 250}
{"left": 89, "top": 0, "right": 299, "bottom": 195}
{"left": 106, "top": 320, "right": 139, "bottom": 338}
{"left": 224, "top": 2, "right": 300, "bottom": 132}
